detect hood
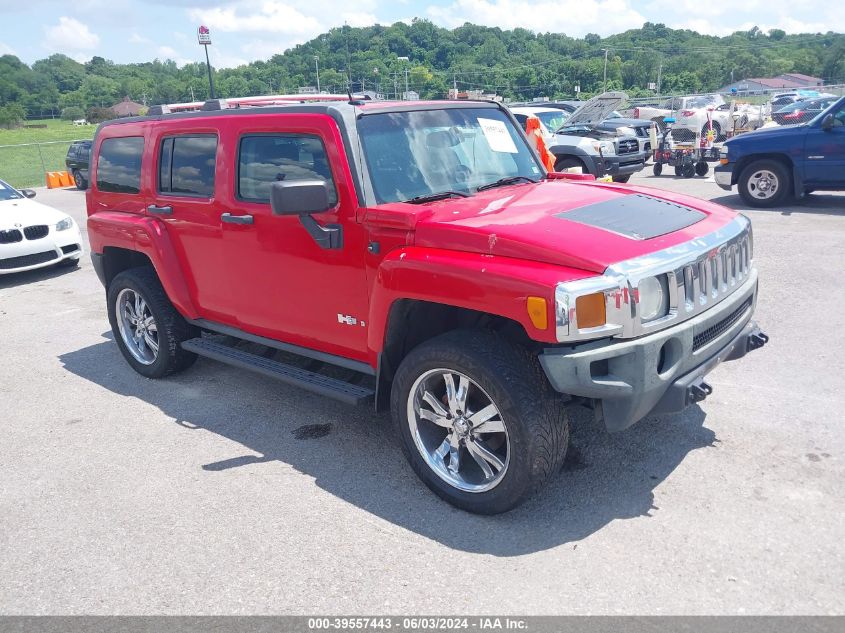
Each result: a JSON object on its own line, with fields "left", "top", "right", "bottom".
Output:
{"left": 403, "top": 180, "right": 738, "bottom": 273}
{"left": 565, "top": 91, "right": 628, "bottom": 126}
{"left": 0, "top": 197, "right": 70, "bottom": 229}
{"left": 726, "top": 122, "right": 807, "bottom": 146}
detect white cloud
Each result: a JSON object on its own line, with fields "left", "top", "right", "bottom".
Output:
{"left": 0, "top": 41, "right": 16, "bottom": 56}
{"left": 428, "top": 0, "right": 646, "bottom": 36}
{"left": 43, "top": 16, "right": 100, "bottom": 51}
{"left": 130, "top": 33, "right": 151, "bottom": 44}
{"left": 187, "top": 2, "right": 321, "bottom": 35}
{"left": 343, "top": 12, "right": 379, "bottom": 27}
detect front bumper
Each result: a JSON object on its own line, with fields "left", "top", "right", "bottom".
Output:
{"left": 539, "top": 271, "right": 766, "bottom": 432}
{"left": 589, "top": 152, "right": 648, "bottom": 177}
{"left": 714, "top": 165, "right": 734, "bottom": 190}
{"left": 0, "top": 225, "right": 83, "bottom": 275}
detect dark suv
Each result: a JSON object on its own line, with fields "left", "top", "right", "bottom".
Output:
{"left": 65, "top": 140, "right": 92, "bottom": 190}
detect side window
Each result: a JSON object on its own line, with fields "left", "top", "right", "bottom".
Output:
{"left": 512, "top": 113, "right": 528, "bottom": 130}
{"left": 159, "top": 135, "right": 217, "bottom": 197}
{"left": 97, "top": 137, "right": 144, "bottom": 194}
{"left": 237, "top": 134, "right": 338, "bottom": 205}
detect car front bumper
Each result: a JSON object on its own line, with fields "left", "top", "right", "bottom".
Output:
{"left": 539, "top": 270, "right": 766, "bottom": 432}
{"left": 0, "top": 224, "right": 83, "bottom": 275}
{"left": 589, "top": 152, "right": 648, "bottom": 177}
{"left": 714, "top": 165, "right": 734, "bottom": 190}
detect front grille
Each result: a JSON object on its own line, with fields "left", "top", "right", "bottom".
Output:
{"left": 0, "top": 250, "right": 58, "bottom": 270}
{"left": 693, "top": 297, "right": 753, "bottom": 351}
{"left": 617, "top": 139, "right": 638, "bottom": 154}
{"left": 0, "top": 229, "right": 23, "bottom": 244}
{"left": 675, "top": 230, "right": 752, "bottom": 318}
{"left": 23, "top": 225, "right": 49, "bottom": 240}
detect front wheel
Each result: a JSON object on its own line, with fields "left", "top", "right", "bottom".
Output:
{"left": 738, "top": 159, "right": 791, "bottom": 208}
{"left": 653, "top": 163, "right": 663, "bottom": 177}
{"left": 554, "top": 156, "right": 589, "bottom": 174}
{"left": 107, "top": 267, "right": 198, "bottom": 378}
{"left": 391, "top": 330, "right": 570, "bottom": 514}
{"left": 612, "top": 174, "right": 631, "bottom": 183}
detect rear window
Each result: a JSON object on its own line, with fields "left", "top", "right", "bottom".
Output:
{"left": 159, "top": 135, "right": 217, "bottom": 197}
{"left": 97, "top": 137, "right": 144, "bottom": 194}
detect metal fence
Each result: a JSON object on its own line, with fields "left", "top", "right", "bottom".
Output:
{"left": 0, "top": 140, "right": 77, "bottom": 189}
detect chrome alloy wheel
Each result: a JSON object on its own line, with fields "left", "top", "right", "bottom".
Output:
{"left": 407, "top": 368, "right": 510, "bottom": 493}
{"left": 747, "top": 169, "right": 779, "bottom": 200}
{"left": 115, "top": 288, "right": 159, "bottom": 365}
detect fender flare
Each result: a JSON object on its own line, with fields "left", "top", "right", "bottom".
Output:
{"left": 87, "top": 211, "right": 199, "bottom": 319}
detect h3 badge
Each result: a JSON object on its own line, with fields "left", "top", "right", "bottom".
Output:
{"left": 337, "top": 314, "right": 365, "bottom": 327}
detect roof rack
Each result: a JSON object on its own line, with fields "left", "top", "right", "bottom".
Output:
{"left": 146, "top": 93, "right": 371, "bottom": 116}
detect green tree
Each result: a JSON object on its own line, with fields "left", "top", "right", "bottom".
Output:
{"left": 61, "top": 106, "right": 85, "bottom": 121}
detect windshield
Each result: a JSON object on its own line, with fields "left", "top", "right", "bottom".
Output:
{"left": 357, "top": 107, "right": 543, "bottom": 204}
{"left": 534, "top": 110, "right": 570, "bottom": 132}
{"left": 0, "top": 179, "right": 23, "bottom": 202}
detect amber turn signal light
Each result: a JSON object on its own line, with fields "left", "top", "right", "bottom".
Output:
{"left": 576, "top": 292, "right": 607, "bottom": 328}
{"left": 526, "top": 296, "right": 548, "bottom": 330}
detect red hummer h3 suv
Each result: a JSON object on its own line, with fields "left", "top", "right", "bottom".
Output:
{"left": 86, "top": 97, "right": 768, "bottom": 514}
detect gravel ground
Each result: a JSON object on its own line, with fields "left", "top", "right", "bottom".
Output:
{"left": 1, "top": 174, "right": 843, "bottom": 615}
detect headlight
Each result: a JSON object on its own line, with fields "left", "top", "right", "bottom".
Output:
{"left": 56, "top": 217, "right": 74, "bottom": 231}
{"left": 637, "top": 276, "right": 669, "bottom": 322}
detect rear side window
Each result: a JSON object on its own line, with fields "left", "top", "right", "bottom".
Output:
{"left": 237, "top": 134, "right": 337, "bottom": 205}
{"left": 97, "top": 137, "right": 144, "bottom": 194}
{"left": 159, "top": 135, "right": 217, "bottom": 197}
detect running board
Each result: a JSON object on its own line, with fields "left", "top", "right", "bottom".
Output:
{"left": 181, "top": 337, "right": 374, "bottom": 406}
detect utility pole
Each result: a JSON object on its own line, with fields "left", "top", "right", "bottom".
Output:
{"left": 397, "top": 56, "right": 409, "bottom": 99}
{"left": 657, "top": 62, "right": 662, "bottom": 97}
{"left": 602, "top": 48, "right": 609, "bottom": 93}
{"left": 314, "top": 55, "right": 320, "bottom": 93}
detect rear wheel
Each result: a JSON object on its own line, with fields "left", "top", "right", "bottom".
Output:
{"left": 682, "top": 163, "right": 696, "bottom": 178}
{"left": 695, "top": 161, "right": 709, "bottom": 177}
{"left": 674, "top": 164, "right": 683, "bottom": 177}
{"left": 738, "top": 159, "right": 791, "bottom": 208}
{"left": 391, "top": 330, "right": 570, "bottom": 514}
{"left": 652, "top": 163, "right": 663, "bottom": 177}
{"left": 72, "top": 169, "right": 87, "bottom": 190}
{"left": 107, "top": 267, "right": 198, "bottom": 378}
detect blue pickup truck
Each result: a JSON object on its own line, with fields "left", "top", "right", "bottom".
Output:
{"left": 715, "top": 95, "right": 845, "bottom": 207}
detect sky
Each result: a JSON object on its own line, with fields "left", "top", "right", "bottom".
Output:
{"left": 0, "top": 0, "right": 842, "bottom": 69}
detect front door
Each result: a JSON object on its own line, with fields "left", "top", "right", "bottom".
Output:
{"left": 803, "top": 102, "right": 845, "bottom": 187}
{"left": 220, "top": 115, "right": 370, "bottom": 363}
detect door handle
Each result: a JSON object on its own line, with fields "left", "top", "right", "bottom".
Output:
{"left": 147, "top": 205, "right": 173, "bottom": 215}
{"left": 221, "top": 212, "right": 254, "bottom": 225}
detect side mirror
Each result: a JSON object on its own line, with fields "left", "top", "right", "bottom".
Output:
{"left": 270, "top": 179, "right": 330, "bottom": 216}
{"left": 821, "top": 114, "right": 835, "bottom": 131}
{"left": 21, "top": 189, "right": 36, "bottom": 199}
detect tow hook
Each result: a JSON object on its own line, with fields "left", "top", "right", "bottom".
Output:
{"left": 688, "top": 379, "right": 713, "bottom": 404}
{"left": 748, "top": 329, "right": 769, "bottom": 351}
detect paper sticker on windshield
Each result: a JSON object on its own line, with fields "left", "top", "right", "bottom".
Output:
{"left": 478, "top": 118, "right": 518, "bottom": 153}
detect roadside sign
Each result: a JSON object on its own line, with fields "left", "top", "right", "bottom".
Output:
{"left": 198, "top": 25, "right": 211, "bottom": 46}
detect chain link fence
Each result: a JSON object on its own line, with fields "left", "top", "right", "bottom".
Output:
{"left": 0, "top": 140, "right": 80, "bottom": 189}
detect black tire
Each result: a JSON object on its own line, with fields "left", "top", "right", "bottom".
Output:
{"left": 107, "top": 267, "right": 198, "bottom": 378}
{"left": 652, "top": 163, "right": 663, "bottom": 177}
{"left": 701, "top": 121, "right": 722, "bottom": 142}
{"left": 674, "top": 164, "right": 683, "bottom": 177}
{"left": 554, "top": 156, "right": 588, "bottom": 174}
{"left": 390, "top": 330, "right": 571, "bottom": 514}
{"left": 682, "top": 163, "right": 696, "bottom": 178}
{"left": 695, "top": 161, "right": 709, "bottom": 177}
{"left": 738, "top": 159, "right": 791, "bottom": 208}
{"left": 72, "top": 169, "right": 87, "bottom": 190}
{"left": 612, "top": 174, "right": 631, "bottom": 183}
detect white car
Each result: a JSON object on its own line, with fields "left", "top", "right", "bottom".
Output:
{"left": 0, "top": 179, "right": 83, "bottom": 275}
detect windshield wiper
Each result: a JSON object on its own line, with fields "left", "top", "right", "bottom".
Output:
{"left": 406, "top": 191, "right": 470, "bottom": 204}
{"left": 476, "top": 176, "right": 537, "bottom": 192}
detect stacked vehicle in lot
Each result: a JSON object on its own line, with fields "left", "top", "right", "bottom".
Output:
{"left": 86, "top": 96, "right": 768, "bottom": 513}
{"left": 510, "top": 93, "right": 648, "bottom": 182}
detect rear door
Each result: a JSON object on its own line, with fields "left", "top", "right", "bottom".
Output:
{"left": 803, "top": 101, "right": 845, "bottom": 187}
{"left": 147, "top": 122, "right": 236, "bottom": 323}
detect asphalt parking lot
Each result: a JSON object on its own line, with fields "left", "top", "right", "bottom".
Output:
{"left": 1, "top": 173, "right": 843, "bottom": 615}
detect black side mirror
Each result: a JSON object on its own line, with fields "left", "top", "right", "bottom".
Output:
{"left": 269, "top": 179, "right": 342, "bottom": 249}
{"left": 21, "top": 189, "right": 36, "bottom": 199}
{"left": 270, "top": 179, "right": 330, "bottom": 216}
{"left": 821, "top": 114, "right": 835, "bottom": 131}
